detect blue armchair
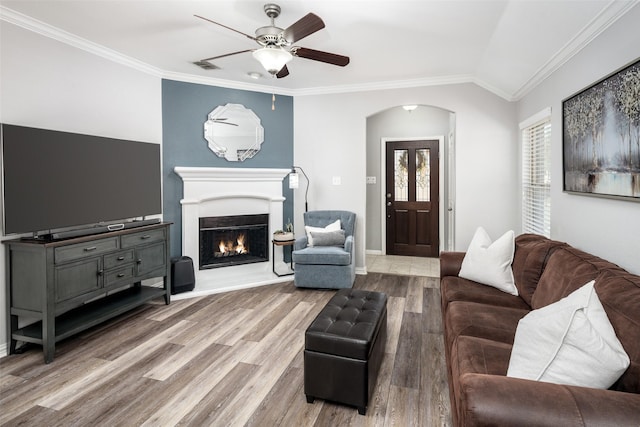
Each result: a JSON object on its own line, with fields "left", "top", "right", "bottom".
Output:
{"left": 292, "top": 210, "right": 356, "bottom": 289}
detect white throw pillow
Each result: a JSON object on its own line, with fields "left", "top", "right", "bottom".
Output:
{"left": 507, "top": 280, "right": 630, "bottom": 389}
{"left": 305, "top": 219, "right": 341, "bottom": 246}
{"left": 459, "top": 227, "right": 517, "bottom": 295}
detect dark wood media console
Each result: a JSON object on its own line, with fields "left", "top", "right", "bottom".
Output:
{"left": 4, "top": 222, "right": 172, "bottom": 363}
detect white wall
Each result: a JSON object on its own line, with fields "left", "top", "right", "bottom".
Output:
{"left": 294, "top": 83, "right": 519, "bottom": 272}
{"left": 517, "top": 5, "right": 640, "bottom": 275}
{"left": 0, "top": 23, "right": 162, "bottom": 354}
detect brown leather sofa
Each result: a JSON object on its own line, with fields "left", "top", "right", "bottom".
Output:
{"left": 440, "top": 234, "right": 640, "bottom": 426}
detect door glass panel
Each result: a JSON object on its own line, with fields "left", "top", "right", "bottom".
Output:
{"left": 416, "top": 149, "right": 430, "bottom": 202}
{"left": 394, "top": 149, "right": 409, "bottom": 201}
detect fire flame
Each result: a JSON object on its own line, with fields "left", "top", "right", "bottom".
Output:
{"left": 217, "top": 233, "right": 247, "bottom": 255}
{"left": 236, "top": 234, "right": 245, "bottom": 253}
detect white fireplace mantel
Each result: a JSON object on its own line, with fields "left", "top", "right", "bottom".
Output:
{"left": 174, "top": 167, "right": 292, "bottom": 297}
{"left": 175, "top": 166, "right": 290, "bottom": 182}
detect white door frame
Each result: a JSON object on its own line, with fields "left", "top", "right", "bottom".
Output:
{"left": 380, "top": 135, "right": 455, "bottom": 255}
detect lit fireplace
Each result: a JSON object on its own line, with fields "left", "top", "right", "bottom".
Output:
{"left": 215, "top": 233, "right": 247, "bottom": 257}
{"left": 199, "top": 214, "right": 269, "bottom": 269}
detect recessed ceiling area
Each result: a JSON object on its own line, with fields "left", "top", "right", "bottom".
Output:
{"left": 1, "top": 0, "right": 636, "bottom": 100}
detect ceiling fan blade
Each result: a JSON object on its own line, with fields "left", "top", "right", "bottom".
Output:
{"left": 201, "top": 49, "right": 253, "bottom": 62}
{"left": 276, "top": 65, "right": 290, "bottom": 79}
{"left": 282, "top": 13, "right": 325, "bottom": 43}
{"left": 292, "top": 47, "right": 350, "bottom": 67}
{"left": 194, "top": 14, "right": 256, "bottom": 40}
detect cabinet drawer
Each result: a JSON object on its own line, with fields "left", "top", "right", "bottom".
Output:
{"left": 121, "top": 228, "right": 166, "bottom": 248}
{"left": 55, "top": 237, "right": 119, "bottom": 263}
{"left": 105, "top": 265, "right": 135, "bottom": 286}
{"left": 104, "top": 249, "right": 135, "bottom": 270}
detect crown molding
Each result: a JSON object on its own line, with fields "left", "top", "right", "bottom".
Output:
{"left": 0, "top": 6, "right": 164, "bottom": 78}
{"left": 160, "top": 70, "right": 297, "bottom": 97}
{"left": 293, "top": 74, "right": 475, "bottom": 96}
{"left": 3, "top": 2, "right": 636, "bottom": 103}
{"left": 511, "top": 0, "right": 638, "bottom": 101}
{"left": 469, "top": 77, "right": 515, "bottom": 102}
{"left": 0, "top": 5, "right": 508, "bottom": 100}
{"left": 0, "top": 5, "right": 296, "bottom": 97}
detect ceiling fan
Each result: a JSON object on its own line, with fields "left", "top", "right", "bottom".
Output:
{"left": 195, "top": 3, "right": 350, "bottom": 78}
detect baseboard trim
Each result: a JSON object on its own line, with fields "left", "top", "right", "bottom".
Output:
{"left": 0, "top": 342, "right": 8, "bottom": 359}
{"left": 172, "top": 276, "right": 291, "bottom": 300}
{"left": 365, "top": 249, "right": 383, "bottom": 255}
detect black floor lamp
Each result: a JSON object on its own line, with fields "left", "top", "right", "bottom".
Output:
{"left": 289, "top": 166, "right": 309, "bottom": 212}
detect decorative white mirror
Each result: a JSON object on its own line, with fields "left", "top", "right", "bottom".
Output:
{"left": 204, "top": 103, "right": 264, "bottom": 161}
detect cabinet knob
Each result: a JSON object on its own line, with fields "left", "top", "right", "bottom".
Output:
{"left": 84, "top": 246, "right": 97, "bottom": 252}
{"left": 117, "top": 273, "right": 125, "bottom": 278}
{"left": 97, "top": 270, "right": 104, "bottom": 276}
{"left": 137, "top": 259, "right": 142, "bottom": 264}
{"left": 141, "top": 235, "right": 151, "bottom": 240}
{"left": 117, "top": 256, "right": 125, "bottom": 261}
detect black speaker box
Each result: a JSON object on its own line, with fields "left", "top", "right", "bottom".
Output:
{"left": 171, "top": 256, "right": 195, "bottom": 294}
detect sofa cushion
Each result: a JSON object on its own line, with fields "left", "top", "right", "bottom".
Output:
{"left": 444, "top": 301, "right": 529, "bottom": 354}
{"left": 594, "top": 269, "right": 640, "bottom": 393}
{"left": 453, "top": 336, "right": 512, "bottom": 377}
{"left": 450, "top": 336, "right": 513, "bottom": 426}
{"left": 293, "top": 246, "right": 351, "bottom": 266}
{"left": 459, "top": 227, "right": 517, "bottom": 295}
{"left": 441, "top": 276, "right": 530, "bottom": 313}
{"left": 512, "top": 234, "right": 566, "bottom": 306}
{"left": 507, "top": 280, "right": 629, "bottom": 389}
{"left": 531, "top": 245, "right": 622, "bottom": 309}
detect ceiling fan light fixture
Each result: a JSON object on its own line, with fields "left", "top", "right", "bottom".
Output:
{"left": 252, "top": 46, "right": 292, "bottom": 75}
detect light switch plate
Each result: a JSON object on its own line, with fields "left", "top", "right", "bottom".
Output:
{"left": 366, "top": 176, "right": 376, "bottom": 184}
{"left": 332, "top": 176, "right": 341, "bottom": 185}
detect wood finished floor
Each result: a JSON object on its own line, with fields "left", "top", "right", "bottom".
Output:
{"left": 0, "top": 273, "right": 451, "bottom": 427}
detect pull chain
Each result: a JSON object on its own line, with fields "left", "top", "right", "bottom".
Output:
{"left": 271, "top": 76, "right": 276, "bottom": 111}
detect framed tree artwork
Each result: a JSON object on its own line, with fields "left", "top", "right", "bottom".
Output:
{"left": 562, "top": 58, "right": 639, "bottom": 201}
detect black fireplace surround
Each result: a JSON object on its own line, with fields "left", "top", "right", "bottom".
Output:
{"left": 199, "top": 214, "right": 269, "bottom": 270}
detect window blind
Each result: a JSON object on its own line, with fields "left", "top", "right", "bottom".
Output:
{"left": 521, "top": 113, "right": 551, "bottom": 237}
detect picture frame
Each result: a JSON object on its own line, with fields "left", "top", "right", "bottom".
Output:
{"left": 562, "top": 58, "right": 639, "bottom": 201}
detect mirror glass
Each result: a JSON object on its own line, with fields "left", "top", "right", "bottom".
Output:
{"left": 204, "top": 103, "right": 264, "bottom": 161}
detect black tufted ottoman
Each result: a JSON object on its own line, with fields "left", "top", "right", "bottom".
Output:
{"left": 304, "top": 288, "right": 387, "bottom": 415}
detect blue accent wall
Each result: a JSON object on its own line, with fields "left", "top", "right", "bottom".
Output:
{"left": 162, "top": 79, "right": 294, "bottom": 258}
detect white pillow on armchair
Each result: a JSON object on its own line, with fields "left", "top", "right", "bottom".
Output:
{"left": 305, "top": 219, "right": 341, "bottom": 246}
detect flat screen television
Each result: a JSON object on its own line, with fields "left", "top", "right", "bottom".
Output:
{"left": 1, "top": 124, "right": 162, "bottom": 239}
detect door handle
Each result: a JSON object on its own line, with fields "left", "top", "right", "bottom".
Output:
{"left": 387, "top": 201, "right": 392, "bottom": 206}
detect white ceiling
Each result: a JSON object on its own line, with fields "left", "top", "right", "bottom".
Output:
{"left": 1, "top": 0, "right": 637, "bottom": 100}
